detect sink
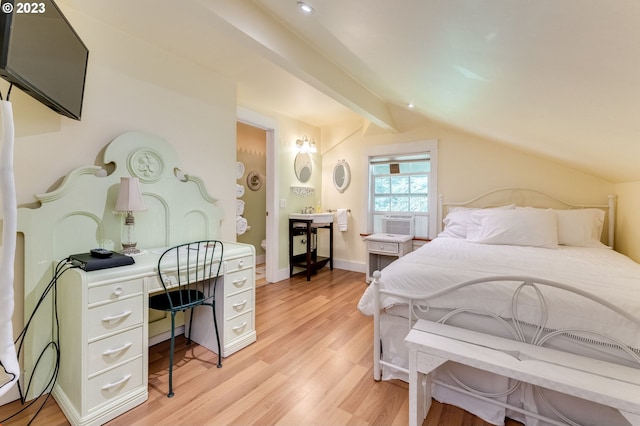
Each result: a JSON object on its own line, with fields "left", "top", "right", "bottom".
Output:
{"left": 289, "top": 213, "right": 334, "bottom": 223}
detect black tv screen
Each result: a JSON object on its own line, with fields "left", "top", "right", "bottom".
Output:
{"left": 0, "top": 0, "right": 89, "bottom": 120}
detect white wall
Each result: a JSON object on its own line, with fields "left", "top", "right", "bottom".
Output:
{"left": 321, "top": 111, "right": 616, "bottom": 270}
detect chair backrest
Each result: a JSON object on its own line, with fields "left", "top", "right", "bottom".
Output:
{"left": 157, "top": 240, "right": 224, "bottom": 310}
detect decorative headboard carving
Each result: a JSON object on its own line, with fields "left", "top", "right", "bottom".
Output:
{"left": 17, "top": 131, "right": 223, "bottom": 393}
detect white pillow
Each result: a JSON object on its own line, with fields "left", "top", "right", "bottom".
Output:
{"left": 466, "top": 208, "right": 558, "bottom": 248}
{"left": 438, "top": 205, "right": 515, "bottom": 239}
{"left": 438, "top": 208, "right": 473, "bottom": 238}
{"left": 555, "top": 209, "right": 606, "bottom": 247}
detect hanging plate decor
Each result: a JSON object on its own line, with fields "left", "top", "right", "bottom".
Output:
{"left": 246, "top": 171, "right": 263, "bottom": 191}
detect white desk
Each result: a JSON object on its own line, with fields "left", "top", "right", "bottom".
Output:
{"left": 52, "top": 242, "right": 255, "bottom": 426}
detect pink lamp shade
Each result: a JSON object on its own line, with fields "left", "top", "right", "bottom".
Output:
{"left": 115, "top": 177, "right": 146, "bottom": 212}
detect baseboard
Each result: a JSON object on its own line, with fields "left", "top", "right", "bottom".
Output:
{"left": 272, "top": 260, "right": 365, "bottom": 284}
{"left": 332, "top": 259, "right": 366, "bottom": 273}
{"left": 148, "top": 325, "right": 185, "bottom": 347}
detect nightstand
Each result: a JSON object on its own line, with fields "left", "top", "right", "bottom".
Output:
{"left": 364, "top": 233, "right": 413, "bottom": 282}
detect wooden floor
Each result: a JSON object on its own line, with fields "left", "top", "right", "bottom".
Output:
{"left": 0, "top": 268, "right": 521, "bottom": 425}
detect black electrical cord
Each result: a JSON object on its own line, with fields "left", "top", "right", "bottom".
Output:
{"left": 1, "top": 257, "right": 78, "bottom": 425}
{"left": 6, "top": 83, "right": 13, "bottom": 101}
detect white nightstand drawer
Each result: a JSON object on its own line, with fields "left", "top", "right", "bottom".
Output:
{"left": 367, "top": 241, "right": 400, "bottom": 254}
{"left": 88, "top": 279, "right": 143, "bottom": 305}
{"left": 225, "top": 268, "right": 254, "bottom": 296}
{"left": 224, "top": 311, "right": 254, "bottom": 343}
{"left": 224, "top": 290, "right": 254, "bottom": 318}
{"left": 87, "top": 296, "right": 144, "bottom": 339}
{"left": 87, "top": 327, "right": 144, "bottom": 376}
{"left": 224, "top": 255, "right": 253, "bottom": 273}
{"left": 87, "top": 357, "right": 144, "bottom": 411}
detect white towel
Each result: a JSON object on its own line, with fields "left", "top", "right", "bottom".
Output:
{"left": 236, "top": 216, "right": 248, "bottom": 235}
{"left": 336, "top": 209, "right": 348, "bottom": 232}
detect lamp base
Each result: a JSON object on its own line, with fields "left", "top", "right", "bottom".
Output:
{"left": 120, "top": 243, "right": 140, "bottom": 255}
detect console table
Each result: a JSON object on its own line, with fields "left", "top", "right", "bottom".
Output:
{"left": 53, "top": 242, "right": 255, "bottom": 426}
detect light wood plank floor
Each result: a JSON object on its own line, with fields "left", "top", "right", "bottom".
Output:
{"left": 0, "top": 268, "right": 521, "bottom": 425}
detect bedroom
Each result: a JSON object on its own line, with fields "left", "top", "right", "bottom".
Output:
{"left": 0, "top": 0, "right": 638, "bottom": 425}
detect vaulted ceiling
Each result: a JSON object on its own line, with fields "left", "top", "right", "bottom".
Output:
{"left": 60, "top": 0, "right": 640, "bottom": 183}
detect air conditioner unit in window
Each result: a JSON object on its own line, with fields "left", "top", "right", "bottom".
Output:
{"left": 382, "top": 215, "right": 415, "bottom": 236}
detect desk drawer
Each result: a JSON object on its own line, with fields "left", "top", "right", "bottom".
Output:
{"left": 87, "top": 296, "right": 144, "bottom": 339}
{"left": 88, "top": 279, "right": 143, "bottom": 305}
{"left": 224, "top": 255, "right": 253, "bottom": 273}
{"left": 87, "top": 327, "right": 144, "bottom": 376}
{"left": 225, "top": 268, "right": 254, "bottom": 296}
{"left": 224, "top": 311, "right": 254, "bottom": 343}
{"left": 367, "top": 241, "right": 399, "bottom": 254}
{"left": 87, "top": 356, "right": 144, "bottom": 412}
{"left": 224, "top": 290, "right": 254, "bottom": 319}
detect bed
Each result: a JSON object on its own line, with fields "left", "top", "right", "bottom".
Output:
{"left": 357, "top": 188, "right": 640, "bottom": 426}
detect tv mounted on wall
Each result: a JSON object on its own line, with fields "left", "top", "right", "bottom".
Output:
{"left": 0, "top": 0, "right": 89, "bottom": 120}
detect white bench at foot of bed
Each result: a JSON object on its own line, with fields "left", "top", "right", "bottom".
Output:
{"left": 405, "top": 320, "right": 640, "bottom": 426}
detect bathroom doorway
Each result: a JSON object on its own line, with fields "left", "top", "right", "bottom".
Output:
{"left": 236, "top": 122, "right": 267, "bottom": 285}
{"left": 237, "top": 107, "right": 279, "bottom": 285}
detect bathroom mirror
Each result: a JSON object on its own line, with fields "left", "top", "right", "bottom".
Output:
{"left": 333, "top": 159, "right": 350, "bottom": 193}
{"left": 294, "top": 152, "right": 312, "bottom": 183}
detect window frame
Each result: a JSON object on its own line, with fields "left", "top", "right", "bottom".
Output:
{"left": 364, "top": 139, "right": 438, "bottom": 239}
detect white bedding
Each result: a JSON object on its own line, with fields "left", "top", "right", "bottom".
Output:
{"left": 358, "top": 237, "right": 640, "bottom": 349}
{"left": 359, "top": 237, "right": 640, "bottom": 425}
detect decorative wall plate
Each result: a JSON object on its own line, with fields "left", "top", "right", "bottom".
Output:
{"left": 247, "top": 171, "right": 263, "bottom": 191}
{"left": 236, "top": 162, "right": 245, "bottom": 179}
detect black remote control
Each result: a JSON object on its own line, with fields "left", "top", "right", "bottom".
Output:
{"left": 90, "top": 248, "right": 113, "bottom": 258}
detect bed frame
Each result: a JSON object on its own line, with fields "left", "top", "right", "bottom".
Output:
{"left": 369, "top": 188, "right": 640, "bottom": 425}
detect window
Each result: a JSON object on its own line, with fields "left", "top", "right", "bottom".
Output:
{"left": 366, "top": 140, "right": 438, "bottom": 238}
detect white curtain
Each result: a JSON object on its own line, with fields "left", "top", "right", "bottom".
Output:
{"left": 0, "top": 100, "right": 19, "bottom": 397}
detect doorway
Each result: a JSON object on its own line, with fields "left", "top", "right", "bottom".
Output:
{"left": 236, "top": 122, "right": 267, "bottom": 284}
{"left": 237, "top": 107, "right": 279, "bottom": 284}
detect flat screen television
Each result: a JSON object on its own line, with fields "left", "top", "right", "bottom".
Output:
{"left": 0, "top": 0, "right": 89, "bottom": 120}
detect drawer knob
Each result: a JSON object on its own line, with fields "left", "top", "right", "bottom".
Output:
{"left": 237, "top": 260, "right": 244, "bottom": 268}
{"left": 101, "top": 374, "right": 132, "bottom": 391}
{"left": 102, "top": 342, "right": 132, "bottom": 357}
{"left": 113, "top": 286, "right": 124, "bottom": 297}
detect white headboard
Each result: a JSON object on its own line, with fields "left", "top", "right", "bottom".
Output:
{"left": 17, "top": 131, "right": 223, "bottom": 393}
{"left": 438, "top": 188, "right": 616, "bottom": 247}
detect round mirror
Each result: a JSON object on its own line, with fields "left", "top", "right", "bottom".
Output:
{"left": 333, "top": 159, "right": 350, "bottom": 193}
{"left": 294, "top": 152, "right": 312, "bottom": 183}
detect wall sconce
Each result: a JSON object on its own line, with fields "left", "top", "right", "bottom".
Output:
{"left": 296, "top": 135, "right": 317, "bottom": 153}
{"left": 114, "top": 176, "right": 146, "bottom": 254}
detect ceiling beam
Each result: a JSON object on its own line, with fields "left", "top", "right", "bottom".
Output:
{"left": 199, "top": 0, "right": 398, "bottom": 131}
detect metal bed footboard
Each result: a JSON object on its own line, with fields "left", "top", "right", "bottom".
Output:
{"left": 371, "top": 271, "right": 640, "bottom": 381}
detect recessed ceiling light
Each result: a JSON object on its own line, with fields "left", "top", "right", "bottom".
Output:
{"left": 407, "top": 103, "right": 416, "bottom": 109}
{"left": 297, "top": 2, "right": 315, "bottom": 14}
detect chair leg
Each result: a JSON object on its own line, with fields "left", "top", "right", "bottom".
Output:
{"left": 167, "top": 312, "right": 176, "bottom": 398}
{"left": 186, "top": 308, "right": 195, "bottom": 345}
{"left": 211, "top": 302, "right": 222, "bottom": 368}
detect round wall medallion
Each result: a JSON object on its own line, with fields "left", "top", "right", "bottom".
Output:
{"left": 128, "top": 148, "right": 164, "bottom": 182}
{"left": 247, "top": 171, "right": 263, "bottom": 191}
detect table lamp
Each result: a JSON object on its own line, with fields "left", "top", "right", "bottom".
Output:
{"left": 115, "top": 176, "right": 146, "bottom": 254}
